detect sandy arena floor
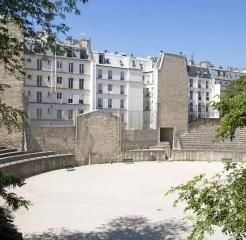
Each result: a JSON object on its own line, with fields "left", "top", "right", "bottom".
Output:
{"left": 14, "top": 161, "right": 227, "bottom": 240}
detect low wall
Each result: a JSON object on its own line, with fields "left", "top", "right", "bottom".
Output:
{"left": 172, "top": 150, "right": 246, "bottom": 162}
{"left": 1, "top": 154, "right": 76, "bottom": 178}
{"left": 77, "top": 111, "right": 120, "bottom": 165}
{"left": 121, "top": 129, "right": 157, "bottom": 151}
{"left": 123, "top": 149, "right": 167, "bottom": 162}
{"left": 189, "top": 118, "right": 220, "bottom": 131}
{"left": 26, "top": 126, "right": 75, "bottom": 153}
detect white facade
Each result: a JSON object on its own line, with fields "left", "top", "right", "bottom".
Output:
{"left": 23, "top": 36, "right": 244, "bottom": 128}
{"left": 24, "top": 38, "right": 93, "bottom": 126}
{"left": 93, "top": 51, "right": 144, "bottom": 129}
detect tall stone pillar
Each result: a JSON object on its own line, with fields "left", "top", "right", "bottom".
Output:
{"left": 157, "top": 53, "right": 188, "bottom": 149}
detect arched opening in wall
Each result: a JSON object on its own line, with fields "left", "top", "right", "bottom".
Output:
{"left": 160, "top": 128, "right": 173, "bottom": 149}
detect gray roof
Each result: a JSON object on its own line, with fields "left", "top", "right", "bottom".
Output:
{"left": 187, "top": 66, "right": 211, "bottom": 78}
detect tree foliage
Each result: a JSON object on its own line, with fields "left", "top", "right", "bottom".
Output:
{"left": 0, "top": 171, "right": 31, "bottom": 240}
{"left": 0, "top": 208, "right": 23, "bottom": 240}
{"left": 167, "top": 77, "right": 246, "bottom": 239}
{"left": 0, "top": 0, "right": 88, "bottom": 132}
{"left": 212, "top": 76, "right": 246, "bottom": 141}
{"left": 166, "top": 163, "right": 246, "bottom": 240}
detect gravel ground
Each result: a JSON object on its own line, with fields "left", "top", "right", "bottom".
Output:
{"left": 14, "top": 161, "right": 227, "bottom": 240}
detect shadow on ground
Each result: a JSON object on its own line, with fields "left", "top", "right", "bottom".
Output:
{"left": 24, "top": 216, "right": 190, "bottom": 240}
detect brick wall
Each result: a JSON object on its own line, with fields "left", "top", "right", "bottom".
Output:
{"left": 0, "top": 22, "right": 25, "bottom": 150}
{"left": 157, "top": 54, "right": 189, "bottom": 146}
{"left": 77, "top": 111, "right": 120, "bottom": 164}
{"left": 26, "top": 126, "right": 75, "bottom": 153}
{"left": 121, "top": 129, "right": 157, "bottom": 151}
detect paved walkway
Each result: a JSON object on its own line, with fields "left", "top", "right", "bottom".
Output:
{"left": 14, "top": 161, "right": 226, "bottom": 239}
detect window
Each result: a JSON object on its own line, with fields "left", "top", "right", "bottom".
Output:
{"left": 97, "top": 69, "right": 102, "bottom": 79}
{"left": 140, "top": 63, "right": 143, "bottom": 70}
{"left": 120, "top": 85, "right": 125, "bottom": 94}
{"left": 37, "top": 91, "right": 42, "bottom": 103}
{"left": 120, "top": 71, "right": 124, "bottom": 80}
{"left": 198, "top": 103, "right": 202, "bottom": 112}
{"left": 37, "top": 75, "right": 42, "bottom": 87}
{"left": 80, "top": 49, "right": 87, "bottom": 59}
{"left": 68, "top": 98, "right": 73, "bottom": 103}
{"left": 57, "top": 77, "right": 62, "bottom": 84}
{"left": 108, "top": 99, "right": 112, "bottom": 108}
{"left": 68, "top": 62, "right": 74, "bottom": 73}
{"left": 120, "top": 99, "right": 124, "bottom": 109}
{"left": 206, "top": 80, "right": 209, "bottom": 89}
{"left": 79, "top": 99, "right": 84, "bottom": 104}
{"left": 206, "top": 92, "right": 209, "bottom": 101}
{"left": 79, "top": 79, "right": 84, "bottom": 89}
{"left": 68, "top": 78, "right": 73, "bottom": 89}
{"left": 98, "top": 83, "right": 103, "bottom": 93}
{"left": 121, "top": 112, "right": 124, "bottom": 122}
{"left": 108, "top": 84, "right": 112, "bottom": 91}
{"left": 99, "top": 54, "right": 105, "bottom": 64}
{"left": 132, "top": 60, "right": 136, "bottom": 68}
{"left": 79, "top": 64, "right": 84, "bottom": 74}
{"left": 48, "top": 76, "right": 50, "bottom": 82}
{"left": 57, "top": 61, "right": 62, "bottom": 69}
{"left": 189, "top": 79, "right": 193, "bottom": 88}
{"left": 68, "top": 110, "right": 73, "bottom": 120}
{"left": 67, "top": 49, "right": 73, "bottom": 58}
{"left": 189, "top": 103, "right": 193, "bottom": 112}
{"left": 57, "top": 92, "right": 62, "bottom": 99}
{"left": 190, "top": 91, "right": 193, "bottom": 100}
{"left": 28, "top": 90, "right": 31, "bottom": 96}
{"left": 198, "top": 92, "right": 201, "bottom": 100}
{"left": 36, "top": 109, "right": 42, "bottom": 119}
{"left": 198, "top": 80, "right": 201, "bottom": 88}
{"left": 97, "top": 98, "right": 103, "bottom": 108}
{"left": 47, "top": 92, "right": 50, "bottom": 97}
{"left": 108, "top": 70, "right": 112, "bottom": 80}
{"left": 37, "top": 59, "right": 42, "bottom": 70}
{"left": 57, "top": 109, "right": 62, "bottom": 119}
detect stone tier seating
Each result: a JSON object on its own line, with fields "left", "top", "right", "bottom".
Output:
{"left": 179, "top": 126, "right": 246, "bottom": 152}
{"left": 0, "top": 148, "right": 56, "bottom": 165}
{"left": 0, "top": 146, "right": 75, "bottom": 178}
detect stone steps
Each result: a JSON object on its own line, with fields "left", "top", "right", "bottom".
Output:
{"left": 179, "top": 127, "right": 246, "bottom": 152}
{"left": 0, "top": 151, "right": 56, "bottom": 165}
{"left": 0, "top": 148, "right": 18, "bottom": 155}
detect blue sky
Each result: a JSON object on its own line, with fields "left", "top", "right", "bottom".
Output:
{"left": 64, "top": 0, "right": 245, "bottom": 68}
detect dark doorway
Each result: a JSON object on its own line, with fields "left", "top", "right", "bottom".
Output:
{"left": 160, "top": 128, "right": 173, "bottom": 148}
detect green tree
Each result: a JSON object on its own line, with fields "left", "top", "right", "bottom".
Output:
{"left": 0, "top": 1, "right": 89, "bottom": 239}
{"left": 0, "top": 171, "right": 31, "bottom": 240}
{"left": 0, "top": 0, "right": 88, "bottom": 131}
{"left": 213, "top": 76, "right": 246, "bottom": 141}
{"left": 166, "top": 77, "right": 246, "bottom": 240}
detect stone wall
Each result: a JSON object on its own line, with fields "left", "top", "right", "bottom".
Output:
{"left": 0, "top": 22, "right": 25, "bottom": 150}
{"left": 1, "top": 154, "right": 76, "bottom": 178}
{"left": 121, "top": 129, "right": 157, "bottom": 151}
{"left": 157, "top": 54, "right": 189, "bottom": 146}
{"left": 26, "top": 126, "right": 75, "bottom": 153}
{"left": 77, "top": 111, "right": 120, "bottom": 165}
{"left": 172, "top": 150, "right": 246, "bottom": 162}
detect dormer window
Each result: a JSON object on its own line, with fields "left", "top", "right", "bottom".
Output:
{"left": 99, "top": 54, "right": 105, "bottom": 64}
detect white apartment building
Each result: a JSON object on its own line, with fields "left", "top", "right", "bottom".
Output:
{"left": 187, "top": 61, "right": 242, "bottom": 121}
{"left": 23, "top": 35, "right": 244, "bottom": 129}
{"left": 93, "top": 51, "right": 144, "bottom": 129}
{"left": 24, "top": 37, "right": 93, "bottom": 126}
